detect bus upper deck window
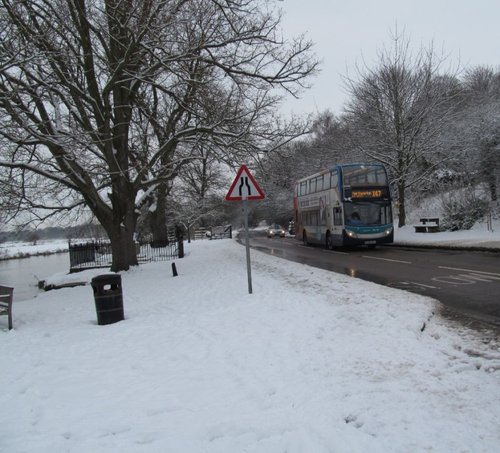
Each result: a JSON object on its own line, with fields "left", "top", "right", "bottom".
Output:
{"left": 323, "top": 174, "right": 330, "bottom": 189}
{"left": 330, "top": 171, "right": 338, "bottom": 187}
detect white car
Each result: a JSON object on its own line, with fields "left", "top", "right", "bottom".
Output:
{"left": 266, "top": 224, "right": 286, "bottom": 238}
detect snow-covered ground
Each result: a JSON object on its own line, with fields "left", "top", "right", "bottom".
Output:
{"left": 1, "top": 223, "right": 499, "bottom": 452}
{"left": 395, "top": 220, "right": 500, "bottom": 249}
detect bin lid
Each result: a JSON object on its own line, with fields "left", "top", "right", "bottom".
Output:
{"left": 91, "top": 274, "right": 121, "bottom": 285}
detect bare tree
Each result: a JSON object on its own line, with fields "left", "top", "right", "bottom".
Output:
{"left": 343, "top": 32, "right": 460, "bottom": 226}
{"left": 460, "top": 66, "right": 500, "bottom": 201}
{"left": 162, "top": 142, "right": 229, "bottom": 236}
{"left": 0, "top": 0, "right": 317, "bottom": 270}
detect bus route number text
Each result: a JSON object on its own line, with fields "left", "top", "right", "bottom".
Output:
{"left": 351, "top": 189, "right": 383, "bottom": 198}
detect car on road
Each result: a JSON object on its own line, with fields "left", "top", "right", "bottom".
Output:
{"left": 266, "top": 224, "right": 286, "bottom": 238}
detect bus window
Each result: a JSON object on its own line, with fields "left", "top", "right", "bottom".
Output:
{"left": 333, "top": 207, "right": 342, "bottom": 225}
{"left": 323, "top": 174, "right": 330, "bottom": 190}
{"left": 316, "top": 176, "right": 323, "bottom": 191}
{"left": 343, "top": 165, "right": 388, "bottom": 187}
{"left": 380, "top": 204, "right": 392, "bottom": 224}
{"left": 304, "top": 211, "right": 319, "bottom": 226}
{"left": 330, "top": 170, "right": 338, "bottom": 188}
{"left": 320, "top": 203, "right": 327, "bottom": 225}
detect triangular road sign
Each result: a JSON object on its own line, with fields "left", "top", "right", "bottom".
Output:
{"left": 225, "top": 165, "right": 265, "bottom": 201}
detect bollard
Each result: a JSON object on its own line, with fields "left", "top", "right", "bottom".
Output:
{"left": 172, "top": 262, "right": 178, "bottom": 277}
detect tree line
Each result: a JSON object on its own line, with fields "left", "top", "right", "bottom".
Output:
{"left": 1, "top": 3, "right": 498, "bottom": 271}
{"left": 256, "top": 34, "right": 499, "bottom": 229}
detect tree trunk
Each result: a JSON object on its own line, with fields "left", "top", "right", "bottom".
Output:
{"left": 108, "top": 226, "right": 138, "bottom": 272}
{"left": 100, "top": 190, "right": 139, "bottom": 272}
{"left": 488, "top": 173, "right": 497, "bottom": 202}
{"left": 483, "top": 146, "right": 498, "bottom": 201}
{"left": 150, "top": 182, "right": 169, "bottom": 246}
{"left": 397, "top": 181, "right": 406, "bottom": 228}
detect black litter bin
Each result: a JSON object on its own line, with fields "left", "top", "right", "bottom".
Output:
{"left": 91, "top": 274, "right": 124, "bottom": 325}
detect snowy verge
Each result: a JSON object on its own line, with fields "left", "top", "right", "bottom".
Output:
{"left": 1, "top": 239, "right": 499, "bottom": 452}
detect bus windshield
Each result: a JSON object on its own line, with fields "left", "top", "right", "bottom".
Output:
{"left": 342, "top": 165, "right": 388, "bottom": 187}
{"left": 344, "top": 201, "right": 392, "bottom": 226}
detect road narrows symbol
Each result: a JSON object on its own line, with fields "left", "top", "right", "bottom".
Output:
{"left": 238, "top": 176, "right": 252, "bottom": 197}
{"left": 225, "top": 165, "right": 265, "bottom": 201}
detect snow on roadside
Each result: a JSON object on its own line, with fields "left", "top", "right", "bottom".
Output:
{"left": 1, "top": 239, "right": 499, "bottom": 452}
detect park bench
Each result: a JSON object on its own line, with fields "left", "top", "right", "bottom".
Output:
{"left": 414, "top": 217, "right": 440, "bottom": 233}
{"left": 0, "top": 285, "right": 14, "bottom": 330}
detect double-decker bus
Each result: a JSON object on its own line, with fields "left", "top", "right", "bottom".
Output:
{"left": 293, "top": 163, "right": 393, "bottom": 249}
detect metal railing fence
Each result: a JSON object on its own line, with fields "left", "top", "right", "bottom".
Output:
{"left": 69, "top": 239, "right": 179, "bottom": 273}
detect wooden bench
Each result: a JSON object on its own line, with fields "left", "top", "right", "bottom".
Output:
{"left": 414, "top": 217, "right": 440, "bottom": 233}
{"left": 0, "top": 285, "right": 14, "bottom": 330}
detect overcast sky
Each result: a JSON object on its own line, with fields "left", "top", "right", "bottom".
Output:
{"left": 280, "top": 0, "right": 500, "bottom": 115}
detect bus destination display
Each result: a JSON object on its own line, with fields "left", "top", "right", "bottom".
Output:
{"left": 351, "top": 189, "right": 384, "bottom": 199}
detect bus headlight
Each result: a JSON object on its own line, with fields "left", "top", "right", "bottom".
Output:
{"left": 384, "top": 227, "right": 393, "bottom": 236}
{"left": 345, "top": 229, "right": 357, "bottom": 238}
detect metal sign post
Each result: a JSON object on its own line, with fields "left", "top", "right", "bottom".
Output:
{"left": 243, "top": 198, "right": 253, "bottom": 294}
{"left": 225, "top": 165, "right": 265, "bottom": 295}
